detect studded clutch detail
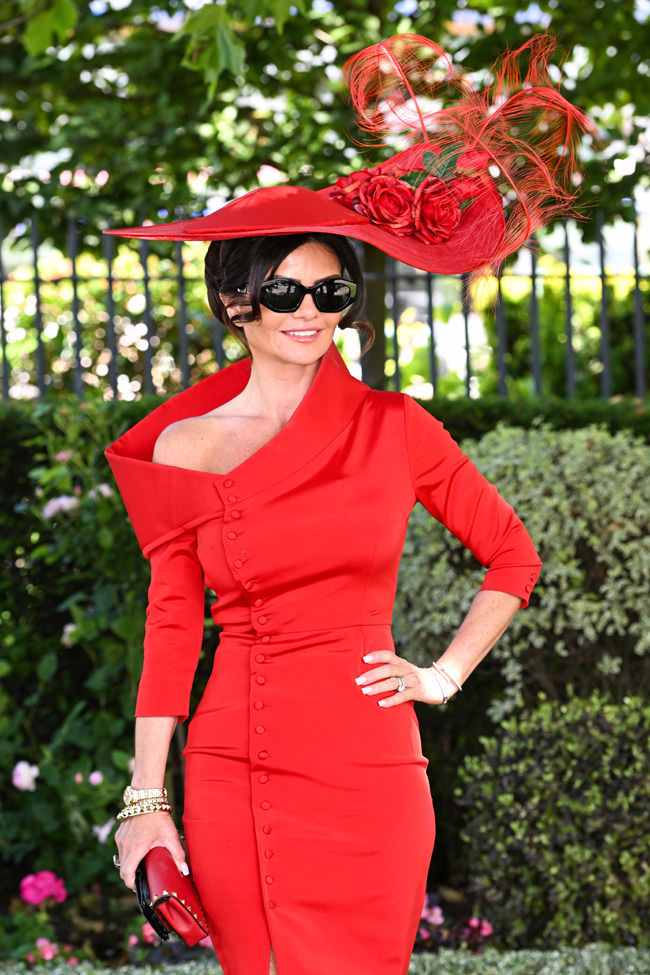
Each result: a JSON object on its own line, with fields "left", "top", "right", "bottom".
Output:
{"left": 134, "top": 846, "right": 209, "bottom": 946}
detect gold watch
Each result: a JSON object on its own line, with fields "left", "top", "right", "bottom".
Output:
{"left": 122, "top": 786, "right": 167, "bottom": 807}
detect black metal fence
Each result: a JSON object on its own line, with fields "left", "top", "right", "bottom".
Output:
{"left": 0, "top": 212, "right": 647, "bottom": 401}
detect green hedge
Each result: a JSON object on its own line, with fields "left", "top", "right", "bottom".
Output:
{"left": 4, "top": 944, "right": 650, "bottom": 975}
{"left": 457, "top": 694, "right": 650, "bottom": 949}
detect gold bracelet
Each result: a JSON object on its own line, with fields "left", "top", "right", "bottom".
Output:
{"left": 117, "top": 802, "right": 173, "bottom": 821}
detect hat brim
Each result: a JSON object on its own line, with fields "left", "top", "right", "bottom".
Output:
{"left": 104, "top": 164, "right": 505, "bottom": 275}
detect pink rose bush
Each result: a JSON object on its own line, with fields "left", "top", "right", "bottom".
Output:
{"left": 20, "top": 870, "right": 67, "bottom": 906}
{"left": 415, "top": 893, "right": 494, "bottom": 954}
{"left": 24, "top": 938, "right": 80, "bottom": 965}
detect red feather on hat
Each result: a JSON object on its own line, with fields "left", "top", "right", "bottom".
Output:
{"left": 342, "top": 33, "right": 597, "bottom": 272}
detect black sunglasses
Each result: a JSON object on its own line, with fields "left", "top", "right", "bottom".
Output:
{"left": 258, "top": 276, "right": 357, "bottom": 314}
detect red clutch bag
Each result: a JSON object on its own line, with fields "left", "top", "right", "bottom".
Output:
{"left": 134, "top": 846, "right": 209, "bottom": 946}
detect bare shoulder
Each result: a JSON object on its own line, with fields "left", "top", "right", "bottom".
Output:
{"left": 153, "top": 416, "right": 224, "bottom": 472}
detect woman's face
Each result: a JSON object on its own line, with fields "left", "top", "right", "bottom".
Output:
{"left": 239, "top": 242, "right": 345, "bottom": 367}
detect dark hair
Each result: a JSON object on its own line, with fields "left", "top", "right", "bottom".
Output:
{"left": 204, "top": 233, "right": 373, "bottom": 353}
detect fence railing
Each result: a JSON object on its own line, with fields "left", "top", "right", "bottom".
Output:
{"left": 0, "top": 212, "right": 648, "bottom": 401}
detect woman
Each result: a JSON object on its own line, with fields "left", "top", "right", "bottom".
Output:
{"left": 105, "top": 34, "right": 590, "bottom": 975}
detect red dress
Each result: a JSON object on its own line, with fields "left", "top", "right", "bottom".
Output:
{"left": 106, "top": 343, "right": 541, "bottom": 975}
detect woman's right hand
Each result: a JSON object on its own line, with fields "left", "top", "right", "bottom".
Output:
{"left": 115, "top": 811, "right": 188, "bottom": 891}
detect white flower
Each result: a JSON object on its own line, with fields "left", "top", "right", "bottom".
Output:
{"left": 61, "top": 622, "right": 80, "bottom": 648}
{"left": 42, "top": 496, "right": 79, "bottom": 519}
{"left": 92, "top": 818, "right": 115, "bottom": 844}
{"left": 13, "top": 761, "right": 40, "bottom": 791}
{"left": 88, "top": 770, "right": 104, "bottom": 786}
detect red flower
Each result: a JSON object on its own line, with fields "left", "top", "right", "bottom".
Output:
{"left": 448, "top": 175, "right": 481, "bottom": 202}
{"left": 330, "top": 170, "right": 373, "bottom": 212}
{"left": 413, "top": 177, "right": 461, "bottom": 243}
{"left": 357, "top": 174, "right": 415, "bottom": 236}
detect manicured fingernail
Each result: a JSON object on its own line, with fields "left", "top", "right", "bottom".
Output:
{"left": 378, "top": 700, "right": 387, "bottom": 707}
{"left": 355, "top": 676, "right": 366, "bottom": 685}
{"left": 180, "top": 863, "right": 189, "bottom": 876}
{"left": 363, "top": 654, "right": 373, "bottom": 662}
{"left": 362, "top": 686, "right": 372, "bottom": 694}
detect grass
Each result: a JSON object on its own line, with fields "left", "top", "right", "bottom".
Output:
{"left": 2, "top": 944, "right": 650, "bottom": 974}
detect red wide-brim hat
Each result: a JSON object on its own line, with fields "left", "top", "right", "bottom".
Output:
{"left": 104, "top": 34, "right": 595, "bottom": 277}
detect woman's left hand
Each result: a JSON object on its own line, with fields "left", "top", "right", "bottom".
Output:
{"left": 355, "top": 651, "right": 449, "bottom": 708}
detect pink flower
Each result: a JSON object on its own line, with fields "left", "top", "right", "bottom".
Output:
{"left": 35, "top": 938, "right": 50, "bottom": 949}
{"left": 128, "top": 934, "right": 139, "bottom": 947}
{"left": 141, "top": 922, "right": 159, "bottom": 944}
{"left": 20, "top": 871, "right": 67, "bottom": 905}
{"left": 74, "top": 772, "right": 84, "bottom": 784}
{"left": 12, "top": 761, "right": 39, "bottom": 791}
{"left": 66, "top": 957, "right": 79, "bottom": 965}
{"left": 480, "top": 920, "right": 494, "bottom": 937}
{"left": 54, "top": 450, "right": 73, "bottom": 463}
{"left": 38, "top": 941, "right": 59, "bottom": 961}
{"left": 42, "top": 496, "right": 79, "bottom": 519}
{"left": 88, "top": 770, "right": 103, "bottom": 786}
{"left": 468, "top": 916, "right": 480, "bottom": 929}
{"left": 88, "top": 483, "right": 114, "bottom": 501}
{"left": 417, "top": 924, "right": 431, "bottom": 939}
{"left": 26, "top": 953, "right": 36, "bottom": 963}
{"left": 426, "top": 905, "right": 444, "bottom": 926}
{"left": 256, "top": 165, "right": 289, "bottom": 185}
{"left": 92, "top": 818, "right": 115, "bottom": 844}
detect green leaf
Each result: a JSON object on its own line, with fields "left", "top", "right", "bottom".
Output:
{"left": 37, "top": 652, "right": 59, "bottom": 682}
{"left": 22, "top": 0, "right": 78, "bottom": 55}
{"left": 459, "top": 197, "right": 475, "bottom": 211}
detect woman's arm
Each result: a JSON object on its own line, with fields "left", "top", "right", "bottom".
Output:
{"left": 115, "top": 716, "right": 188, "bottom": 891}
{"left": 356, "top": 589, "right": 521, "bottom": 706}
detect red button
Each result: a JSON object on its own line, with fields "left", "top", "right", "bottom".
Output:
{"left": 234, "top": 559, "right": 243, "bottom": 568}
{"left": 261, "top": 635, "right": 270, "bottom": 644}
{"left": 261, "top": 800, "right": 271, "bottom": 810}
{"left": 227, "top": 531, "right": 237, "bottom": 540}
{"left": 255, "top": 653, "right": 265, "bottom": 663}
{"left": 256, "top": 676, "right": 266, "bottom": 685}
{"left": 244, "top": 581, "right": 255, "bottom": 591}
{"left": 263, "top": 824, "right": 272, "bottom": 834}
{"left": 254, "top": 701, "right": 264, "bottom": 710}
{"left": 268, "top": 900, "right": 276, "bottom": 909}
{"left": 259, "top": 774, "right": 269, "bottom": 784}
{"left": 254, "top": 598, "right": 263, "bottom": 607}
{"left": 224, "top": 479, "right": 234, "bottom": 488}
{"left": 258, "top": 616, "right": 268, "bottom": 624}
{"left": 228, "top": 495, "right": 238, "bottom": 503}
{"left": 258, "top": 750, "right": 269, "bottom": 759}
{"left": 231, "top": 510, "right": 241, "bottom": 519}
{"left": 255, "top": 725, "right": 266, "bottom": 734}
{"left": 265, "top": 876, "right": 273, "bottom": 885}
{"left": 265, "top": 849, "right": 273, "bottom": 858}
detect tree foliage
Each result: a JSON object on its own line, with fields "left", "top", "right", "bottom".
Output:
{"left": 1, "top": 0, "right": 648, "bottom": 250}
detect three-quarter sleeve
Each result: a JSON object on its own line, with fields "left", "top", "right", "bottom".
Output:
{"left": 135, "top": 529, "right": 206, "bottom": 721}
{"left": 402, "top": 394, "right": 541, "bottom": 606}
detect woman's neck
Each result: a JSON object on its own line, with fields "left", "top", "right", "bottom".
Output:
{"left": 241, "top": 354, "right": 323, "bottom": 425}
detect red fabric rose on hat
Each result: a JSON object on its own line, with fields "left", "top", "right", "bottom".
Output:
{"left": 330, "top": 170, "right": 373, "bottom": 212}
{"left": 358, "top": 174, "right": 416, "bottom": 236}
{"left": 457, "top": 149, "right": 491, "bottom": 174}
{"left": 413, "top": 176, "right": 462, "bottom": 243}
